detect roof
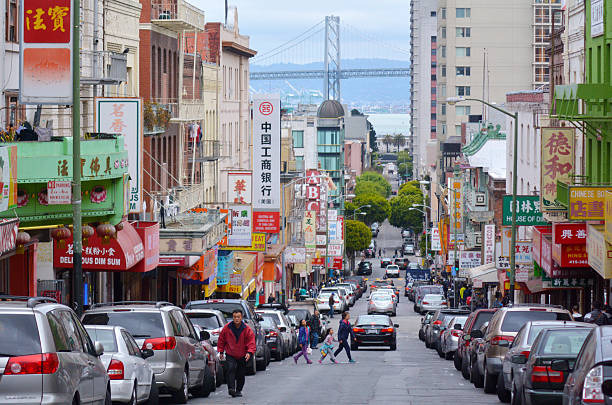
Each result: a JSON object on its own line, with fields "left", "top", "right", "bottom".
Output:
{"left": 317, "top": 100, "right": 345, "bottom": 118}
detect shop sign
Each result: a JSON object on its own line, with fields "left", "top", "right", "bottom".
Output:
{"left": 228, "top": 205, "right": 252, "bottom": 247}
{"left": 133, "top": 221, "right": 159, "bottom": 272}
{"left": 328, "top": 209, "right": 337, "bottom": 222}
{"left": 516, "top": 265, "right": 530, "bottom": 282}
{"left": 502, "top": 195, "right": 547, "bottom": 226}
{"left": 543, "top": 278, "right": 594, "bottom": 288}
{"left": 329, "top": 257, "right": 343, "bottom": 270}
{"left": 96, "top": 98, "right": 142, "bottom": 213}
{"left": 0, "top": 146, "right": 17, "bottom": 212}
{"left": 284, "top": 247, "right": 306, "bottom": 264}
{"left": 515, "top": 243, "right": 533, "bottom": 264}
{"left": 552, "top": 242, "right": 588, "bottom": 267}
{"left": 591, "top": 0, "right": 604, "bottom": 37}
{"left": 316, "top": 234, "right": 327, "bottom": 246}
{"left": 587, "top": 224, "right": 612, "bottom": 279}
{"left": 204, "top": 276, "right": 217, "bottom": 297}
{"left": 220, "top": 233, "right": 266, "bottom": 252}
{"left": 338, "top": 216, "right": 344, "bottom": 241}
{"left": 227, "top": 172, "right": 252, "bottom": 204}
{"left": 47, "top": 180, "right": 71, "bottom": 205}
{"left": 552, "top": 223, "right": 587, "bottom": 245}
{"left": 20, "top": 0, "right": 73, "bottom": 104}
{"left": 569, "top": 186, "right": 612, "bottom": 220}
{"left": 304, "top": 211, "right": 316, "bottom": 249}
{"left": 605, "top": 191, "right": 612, "bottom": 244}
{"left": 541, "top": 128, "right": 575, "bottom": 212}
{"left": 550, "top": 265, "right": 592, "bottom": 279}
{"left": 328, "top": 243, "right": 343, "bottom": 257}
{"left": 0, "top": 218, "right": 18, "bottom": 256}
{"left": 448, "top": 177, "right": 464, "bottom": 233}
{"left": 532, "top": 226, "right": 552, "bottom": 265}
{"left": 216, "top": 252, "right": 233, "bottom": 285}
{"left": 328, "top": 221, "right": 339, "bottom": 241}
{"left": 252, "top": 96, "right": 280, "bottom": 232}
{"left": 448, "top": 233, "right": 465, "bottom": 250}
{"left": 483, "top": 224, "right": 495, "bottom": 264}
{"left": 431, "top": 227, "right": 442, "bottom": 251}
{"left": 158, "top": 256, "right": 188, "bottom": 266}
{"left": 541, "top": 236, "right": 553, "bottom": 275}
{"left": 496, "top": 256, "right": 510, "bottom": 270}
{"left": 160, "top": 237, "right": 204, "bottom": 255}
{"left": 459, "top": 251, "right": 481, "bottom": 269}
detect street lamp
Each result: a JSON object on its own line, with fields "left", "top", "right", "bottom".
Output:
{"left": 350, "top": 211, "right": 367, "bottom": 220}
{"left": 448, "top": 96, "right": 519, "bottom": 303}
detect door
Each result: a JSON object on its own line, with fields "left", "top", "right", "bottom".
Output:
{"left": 122, "top": 331, "right": 152, "bottom": 402}
{"left": 72, "top": 312, "right": 108, "bottom": 403}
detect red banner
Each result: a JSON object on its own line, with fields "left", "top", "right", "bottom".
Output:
{"left": 541, "top": 236, "right": 553, "bottom": 275}
{"left": 552, "top": 223, "right": 587, "bottom": 245}
{"left": 533, "top": 226, "right": 552, "bottom": 268}
{"left": 552, "top": 242, "right": 588, "bottom": 267}
{"left": 253, "top": 212, "right": 280, "bottom": 233}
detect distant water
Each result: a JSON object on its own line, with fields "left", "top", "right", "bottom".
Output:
{"left": 367, "top": 113, "right": 410, "bottom": 136}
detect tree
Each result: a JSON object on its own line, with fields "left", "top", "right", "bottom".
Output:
{"left": 354, "top": 181, "right": 386, "bottom": 198}
{"left": 345, "top": 220, "right": 371, "bottom": 271}
{"left": 389, "top": 193, "right": 424, "bottom": 235}
{"left": 393, "top": 134, "right": 406, "bottom": 151}
{"left": 368, "top": 123, "right": 378, "bottom": 154}
{"left": 383, "top": 134, "right": 393, "bottom": 153}
{"left": 352, "top": 193, "right": 390, "bottom": 226}
{"left": 398, "top": 162, "right": 413, "bottom": 179}
{"left": 356, "top": 171, "right": 392, "bottom": 198}
{"left": 398, "top": 180, "right": 423, "bottom": 198}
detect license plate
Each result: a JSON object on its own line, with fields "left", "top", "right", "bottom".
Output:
{"left": 367, "top": 329, "right": 377, "bottom": 334}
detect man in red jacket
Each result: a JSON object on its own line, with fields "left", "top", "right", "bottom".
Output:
{"left": 217, "top": 308, "right": 257, "bottom": 397}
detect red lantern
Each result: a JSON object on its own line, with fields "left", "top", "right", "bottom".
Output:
{"left": 96, "top": 223, "right": 116, "bottom": 245}
{"left": 51, "top": 226, "right": 71, "bottom": 249}
{"left": 115, "top": 222, "right": 124, "bottom": 232}
{"left": 82, "top": 225, "right": 95, "bottom": 246}
{"left": 16, "top": 231, "right": 30, "bottom": 254}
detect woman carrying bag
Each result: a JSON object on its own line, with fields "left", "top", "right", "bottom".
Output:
{"left": 293, "top": 319, "right": 313, "bottom": 364}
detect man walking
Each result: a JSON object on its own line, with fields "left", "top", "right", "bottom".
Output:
{"left": 217, "top": 309, "right": 256, "bottom": 398}
{"left": 309, "top": 310, "right": 321, "bottom": 349}
{"left": 328, "top": 293, "right": 335, "bottom": 318}
{"left": 584, "top": 302, "right": 609, "bottom": 325}
{"left": 334, "top": 311, "right": 356, "bottom": 363}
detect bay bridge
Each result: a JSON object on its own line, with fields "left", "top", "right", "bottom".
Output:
{"left": 249, "top": 16, "right": 411, "bottom": 101}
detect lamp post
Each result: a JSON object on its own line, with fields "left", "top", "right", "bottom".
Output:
{"left": 447, "top": 96, "right": 519, "bottom": 303}
{"left": 418, "top": 180, "right": 430, "bottom": 265}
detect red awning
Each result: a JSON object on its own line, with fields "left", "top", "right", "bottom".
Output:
{"left": 53, "top": 221, "right": 145, "bottom": 271}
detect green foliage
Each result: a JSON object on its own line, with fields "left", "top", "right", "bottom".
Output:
{"left": 397, "top": 150, "right": 412, "bottom": 163}
{"left": 356, "top": 171, "right": 391, "bottom": 198}
{"left": 389, "top": 194, "right": 424, "bottom": 234}
{"left": 345, "top": 220, "right": 372, "bottom": 254}
{"left": 369, "top": 124, "right": 378, "bottom": 153}
{"left": 383, "top": 134, "right": 393, "bottom": 152}
{"left": 393, "top": 134, "right": 406, "bottom": 150}
{"left": 354, "top": 181, "right": 386, "bottom": 198}
{"left": 398, "top": 162, "right": 413, "bottom": 179}
{"left": 352, "top": 193, "right": 390, "bottom": 226}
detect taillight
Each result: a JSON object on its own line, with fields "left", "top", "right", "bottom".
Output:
{"left": 142, "top": 336, "right": 176, "bottom": 351}
{"left": 381, "top": 327, "right": 394, "bottom": 333}
{"left": 582, "top": 365, "right": 604, "bottom": 403}
{"left": 353, "top": 327, "right": 365, "bottom": 333}
{"left": 451, "top": 330, "right": 461, "bottom": 337}
{"left": 441, "top": 301, "right": 448, "bottom": 305}
{"left": 531, "top": 365, "right": 563, "bottom": 384}
{"left": 107, "top": 359, "right": 124, "bottom": 380}
{"left": 3, "top": 353, "right": 59, "bottom": 375}
{"left": 520, "top": 350, "right": 530, "bottom": 358}
{"left": 266, "top": 330, "right": 278, "bottom": 337}
{"left": 490, "top": 335, "right": 514, "bottom": 345}
{"left": 422, "top": 301, "right": 429, "bottom": 305}
{"left": 433, "top": 320, "right": 441, "bottom": 325}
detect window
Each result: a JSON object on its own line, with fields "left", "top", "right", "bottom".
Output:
{"left": 441, "top": 103, "right": 446, "bottom": 115}
{"left": 431, "top": 100, "right": 437, "bottom": 107}
{"left": 431, "top": 11, "right": 436, "bottom": 17}
{"left": 456, "top": 86, "right": 471, "bottom": 96}
{"left": 455, "top": 125, "right": 462, "bottom": 136}
{"left": 6, "top": 0, "right": 17, "bottom": 42}
{"left": 441, "top": 65, "right": 447, "bottom": 77}
{"left": 292, "top": 130, "right": 304, "bottom": 148}
{"left": 456, "top": 47, "right": 471, "bottom": 57}
{"left": 431, "top": 86, "right": 436, "bottom": 94}
{"left": 440, "top": 46, "right": 446, "bottom": 58}
{"left": 456, "top": 8, "right": 471, "bottom": 18}
{"left": 441, "top": 8, "right": 446, "bottom": 19}
{"left": 431, "top": 113, "right": 437, "bottom": 121}
{"left": 456, "top": 27, "right": 471, "bottom": 37}
{"left": 456, "top": 66, "right": 471, "bottom": 76}
{"left": 0, "top": 314, "right": 41, "bottom": 356}
{"left": 440, "top": 84, "right": 446, "bottom": 97}
{"left": 535, "top": 46, "right": 548, "bottom": 63}
{"left": 431, "top": 48, "right": 436, "bottom": 56}
{"left": 535, "top": 66, "right": 550, "bottom": 82}
{"left": 441, "top": 124, "right": 447, "bottom": 135}
{"left": 455, "top": 106, "right": 471, "bottom": 115}
{"left": 431, "top": 74, "right": 437, "bottom": 81}
{"left": 441, "top": 27, "right": 446, "bottom": 39}
{"left": 535, "top": 26, "right": 551, "bottom": 43}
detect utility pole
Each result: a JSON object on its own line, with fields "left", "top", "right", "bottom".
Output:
{"left": 71, "top": 0, "right": 83, "bottom": 315}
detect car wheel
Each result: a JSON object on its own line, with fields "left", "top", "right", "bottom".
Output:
{"left": 497, "top": 372, "right": 511, "bottom": 403}
{"left": 275, "top": 344, "right": 283, "bottom": 361}
{"left": 418, "top": 329, "right": 425, "bottom": 341}
{"left": 104, "top": 385, "right": 112, "bottom": 405}
{"left": 437, "top": 342, "right": 445, "bottom": 358}
{"left": 471, "top": 359, "right": 484, "bottom": 388}
{"left": 390, "top": 342, "right": 397, "bottom": 351}
{"left": 171, "top": 369, "right": 189, "bottom": 404}
{"left": 483, "top": 365, "right": 497, "bottom": 393}
{"left": 461, "top": 356, "right": 470, "bottom": 380}
{"left": 145, "top": 376, "right": 159, "bottom": 405}
{"left": 444, "top": 350, "right": 453, "bottom": 360}
{"left": 257, "top": 349, "right": 268, "bottom": 371}
{"left": 453, "top": 352, "right": 462, "bottom": 370}
{"left": 413, "top": 304, "right": 418, "bottom": 312}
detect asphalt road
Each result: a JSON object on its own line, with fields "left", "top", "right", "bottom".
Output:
{"left": 186, "top": 221, "right": 498, "bottom": 405}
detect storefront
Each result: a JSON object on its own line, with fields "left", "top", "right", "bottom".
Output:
{"left": 216, "top": 252, "right": 260, "bottom": 300}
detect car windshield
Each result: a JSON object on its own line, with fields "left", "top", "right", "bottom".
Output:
{"left": 259, "top": 315, "right": 278, "bottom": 329}
{"left": 86, "top": 328, "right": 118, "bottom": 352}
{"left": 473, "top": 312, "right": 495, "bottom": 330}
{"left": 0, "top": 314, "right": 41, "bottom": 356}
{"left": 187, "top": 313, "right": 222, "bottom": 330}
{"left": 288, "top": 309, "right": 309, "bottom": 322}
{"left": 372, "top": 294, "right": 392, "bottom": 302}
{"left": 501, "top": 311, "right": 572, "bottom": 332}
{"left": 82, "top": 312, "right": 165, "bottom": 338}
{"left": 356, "top": 315, "right": 390, "bottom": 327}
{"left": 318, "top": 293, "right": 332, "bottom": 299}
{"left": 187, "top": 302, "right": 248, "bottom": 321}
{"left": 538, "top": 329, "right": 591, "bottom": 355}
{"left": 452, "top": 316, "right": 468, "bottom": 328}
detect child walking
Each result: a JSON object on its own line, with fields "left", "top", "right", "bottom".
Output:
{"left": 318, "top": 328, "right": 337, "bottom": 363}
{"left": 293, "top": 319, "right": 312, "bottom": 364}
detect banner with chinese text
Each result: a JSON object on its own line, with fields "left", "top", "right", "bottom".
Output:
{"left": 448, "top": 177, "right": 464, "bottom": 233}
{"left": 304, "top": 210, "right": 316, "bottom": 249}
{"left": 228, "top": 172, "right": 252, "bottom": 204}
{"left": 483, "top": 224, "right": 495, "bottom": 264}
{"left": 541, "top": 128, "right": 575, "bottom": 212}
{"left": 228, "top": 205, "right": 252, "bottom": 246}
{"left": 569, "top": 186, "right": 612, "bottom": 221}
{"left": 502, "top": 195, "right": 547, "bottom": 226}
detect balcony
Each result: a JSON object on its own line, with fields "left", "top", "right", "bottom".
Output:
{"left": 151, "top": 0, "right": 205, "bottom": 32}
{"left": 80, "top": 51, "right": 127, "bottom": 86}
{"left": 144, "top": 101, "right": 177, "bottom": 135}
{"left": 174, "top": 99, "right": 205, "bottom": 123}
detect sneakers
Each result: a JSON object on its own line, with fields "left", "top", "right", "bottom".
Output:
{"left": 229, "top": 389, "right": 236, "bottom": 397}
{"left": 349, "top": 359, "right": 356, "bottom": 363}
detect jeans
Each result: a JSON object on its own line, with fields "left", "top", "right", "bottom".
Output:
{"left": 328, "top": 308, "right": 334, "bottom": 318}
{"left": 310, "top": 332, "right": 319, "bottom": 349}
{"left": 293, "top": 344, "right": 311, "bottom": 363}
{"left": 334, "top": 339, "right": 352, "bottom": 361}
{"left": 225, "top": 355, "right": 246, "bottom": 393}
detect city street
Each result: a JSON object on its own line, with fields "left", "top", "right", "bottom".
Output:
{"left": 185, "top": 221, "right": 497, "bottom": 405}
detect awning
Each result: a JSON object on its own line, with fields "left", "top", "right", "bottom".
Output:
{"left": 53, "top": 221, "right": 145, "bottom": 271}
{"left": 241, "top": 278, "right": 256, "bottom": 299}
{"left": 469, "top": 262, "right": 497, "bottom": 284}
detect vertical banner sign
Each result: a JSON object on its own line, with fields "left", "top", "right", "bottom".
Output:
{"left": 483, "top": 224, "right": 495, "bottom": 264}
{"left": 227, "top": 171, "right": 252, "bottom": 204}
{"left": 430, "top": 227, "right": 442, "bottom": 251}
{"left": 541, "top": 128, "right": 575, "bottom": 212}
{"left": 228, "top": 205, "right": 252, "bottom": 247}
{"left": 605, "top": 191, "right": 612, "bottom": 244}
{"left": 20, "top": 0, "right": 73, "bottom": 104}
{"left": 96, "top": 98, "right": 142, "bottom": 213}
{"left": 304, "top": 211, "right": 316, "bottom": 249}
{"left": 0, "top": 147, "right": 16, "bottom": 212}
{"left": 253, "top": 96, "right": 281, "bottom": 233}
{"left": 448, "top": 177, "right": 463, "bottom": 233}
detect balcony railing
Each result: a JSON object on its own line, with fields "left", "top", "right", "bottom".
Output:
{"left": 150, "top": 0, "right": 205, "bottom": 32}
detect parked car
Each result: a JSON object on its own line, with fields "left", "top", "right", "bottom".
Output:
{"left": 256, "top": 309, "right": 296, "bottom": 358}
{"left": 257, "top": 312, "right": 287, "bottom": 361}
{"left": 367, "top": 293, "right": 397, "bottom": 316}
{"left": 419, "top": 311, "right": 435, "bottom": 341}
{"left": 184, "top": 299, "right": 270, "bottom": 374}
{"left": 421, "top": 293, "right": 448, "bottom": 313}
{"left": 83, "top": 301, "right": 212, "bottom": 403}
{"left": 86, "top": 325, "right": 158, "bottom": 404}
{"left": 0, "top": 296, "right": 110, "bottom": 404}
{"left": 371, "top": 222, "right": 380, "bottom": 237}
{"left": 345, "top": 276, "right": 367, "bottom": 293}
{"left": 319, "top": 287, "right": 349, "bottom": 311}
{"left": 385, "top": 264, "right": 401, "bottom": 278}
{"left": 407, "top": 280, "right": 428, "bottom": 301}
{"left": 425, "top": 309, "right": 470, "bottom": 350}
{"left": 375, "top": 288, "right": 399, "bottom": 304}
{"left": 351, "top": 315, "right": 398, "bottom": 351}
{"left": 184, "top": 309, "right": 226, "bottom": 346}
{"left": 500, "top": 320, "right": 592, "bottom": 403}
{"left": 440, "top": 315, "right": 468, "bottom": 360}
{"left": 404, "top": 245, "right": 415, "bottom": 255}
{"left": 335, "top": 283, "right": 358, "bottom": 306}
{"left": 469, "top": 304, "right": 572, "bottom": 394}
{"left": 455, "top": 308, "right": 497, "bottom": 379}
{"left": 519, "top": 325, "right": 593, "bottom": 405}
{"left": 365, "top": 240, "right": 376, "bottom": 258}
{"left": 316, "top": 291, "right": 344, "bottom": 313}
{"left": 357, "top": 261, "right": 373, "bottom": 275}
{"left": 380, "top": 258, "right": 393, "bottom": 268}
{"left": 561, "top": 325, "right": 612, "bottom": 404}
{"left": 192, "top": 327, "right": 225, "bottom": 390}
{"left": 401, "top": 229, "right": 410, "bottom": 238}
{"left": 414, "top": 285, "right": 444, "bottom": 313}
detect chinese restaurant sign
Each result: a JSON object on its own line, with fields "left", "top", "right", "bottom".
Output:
{"left": 552, "top": 223, "right": 587, "bottom": 245}
{"left": 606, "top": 191, "right": 612, "bottom": 244}
{"left": 552, "top": 242, "right": 588, "bottom": 267}
{"left": 227, "top": 171, "right": 252, "bottom": 204}
{"left": 502, "top": 195, "right": 547, "bottom": 226}
{"left": 569, "top": 186, "right": 612, "bottom": 221}
{"left": 228, "top": 205, "right": 252, "bottom": 247}
{"left": 540, "top": 128, "right": 575, "bottom": 212}
{"left": 431, "top": 227, "right": 442, "bottom": 252}
{"left": 483, "top": 224, "right": 495, "bottom": 264}
{"left": 20, "top": 0, "right": 72, "bottom": 104}
{"left": 96, "top": 98, "right": 142, "bottom": 213}
{"left": 220, "top": 233, "right": 266, "bottom": 252}
{"left": 252, "top": 96, "right": 280, "bottom": 233}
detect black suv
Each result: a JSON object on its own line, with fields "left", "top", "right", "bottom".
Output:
{"left": 357, "top": 261, "right": 372, "bottom": 275}
{"left": 185, "top": 299, "right": 269, "bottom": 375}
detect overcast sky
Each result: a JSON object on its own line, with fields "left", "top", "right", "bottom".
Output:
{"left": 193, "top": 0, "right": 411, "bottom": 63}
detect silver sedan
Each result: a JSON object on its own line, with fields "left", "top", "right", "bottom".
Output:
{"left": 440, "top": 315, "right": 468, "bottom": 359}
{"left": 367, "top": 293, "right": 397, "bottom": 316}
{"left": 420, "top": 294, "right": 448, "bottom": 312}
{"left": 86, "top": 325, "right": 157, "bottom": 404}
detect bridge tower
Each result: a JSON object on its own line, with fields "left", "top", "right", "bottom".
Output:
{"left": 324, "top": 15, "right": 341, "bottom": 100}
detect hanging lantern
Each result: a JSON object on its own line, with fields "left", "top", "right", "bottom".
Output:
{"left": 96, "top": 223, "right": 116, "bottom": 245}
{"left": 115, "top": 222, "right": 124, "bottom": 232}
{"left": 82, "top": 225, "right": 95, "bottom": 246}
{"left": 51, "top": 226, "right": 71, "bottom": 249}
{"left": 16, "top": 231, "right": 30, "bottom": 254}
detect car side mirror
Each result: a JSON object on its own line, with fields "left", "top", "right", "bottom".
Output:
{"left": 279, "top": 326, "right": 287, "bottom": 332}
{"left": 93, "top": 341, "right": 104, "bottom": 357}
{"left": 199, "top": 330, "right": 210, "bottom": 341}
{"left": 394, "top": 324, "right": 400, "bottom": 328}
{"left": 511, "top": 354, "right": 527, "bottom": 364}
{"left": 141, "top": 348, "right": 155, "bottom": 359}
{"left": 454, "top": 324, "right": 462, "bottom": 330}
{"left": 550, "top": 359, "right": 570, "bottom": 372}
{"left": 497, "top": 340, "right": 510, "bottom": 347}
{"left": 470, "top": 329, "right": 484, "bottom": 339}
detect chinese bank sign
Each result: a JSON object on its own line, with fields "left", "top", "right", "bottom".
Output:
{"left": 252, "top": 96, "right": 280, "bottom": 233}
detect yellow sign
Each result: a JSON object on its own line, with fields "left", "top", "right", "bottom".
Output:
{"left": 220, "top": 233, "right": 266, "bottom": 251}
{"left": 606, "top": 191, "right": 612, "bottom": 244}
{"left": 448, "top": 177, "right": 463, "bottom": 232}
{"left": 204, "top": 277, "right": 217, "bottom": 297}
{"left": 569, "top": 186, "right": 612, "bottom": 220}
{"left": 586, "top": 225, "right": 612, "bottom": 279}
{"left": 218, "top": 284, "right": 242, "bottom": 294}
{"left": 540, "top": 128, "right": 575, "bottom": 212}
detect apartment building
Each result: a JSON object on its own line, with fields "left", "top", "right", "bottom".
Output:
{"left": 410, "top": 0, "right": 438, "bottom": 180}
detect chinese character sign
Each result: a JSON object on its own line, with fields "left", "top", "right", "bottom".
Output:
{"left": 304, "top": 211, "right": 316, "bottom": 249}
{"left": 227, "top": 172, "right": 252, "bottom": 204}
{"left": 228, "top": 205, "right": 252, "bottom": 247}
{"left": 552, "top": 223, "right": 587, "bottom": 245}
{"left": 541, "top": 128, "right": 575, "bottom": 212}
{"left": 448, "top": 177, "right": 464, "bottom": 233}
{"left": 569, "top": 186, "right": 612, "bottom": 221}
{"left": 502, "top": 195, "right": 547, "bottom": 226}
{"left": 483, "top": 224, "right": 495, "bottom": 264}
{"left": 96, "top": 98, "right": 142, "bottom": 213}
{"left": 431, "top": 227, "right": 442, "bottom": 251}
{"left": 20, "top": 0, "right": 72, "bottom": 104}
{"left": 606, "top": 191, "right": 612, "bottom": 244}
{"left": 252, "top": 96, "right": 281, "bottom": 232}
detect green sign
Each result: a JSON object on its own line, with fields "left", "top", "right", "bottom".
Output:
{"left": 502, "top": 195, "right": 548, "bottom": 226}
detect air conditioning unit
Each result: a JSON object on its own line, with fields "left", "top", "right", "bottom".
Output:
{"left": 475, "top": 192, "right": 486, "bottom": 206}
